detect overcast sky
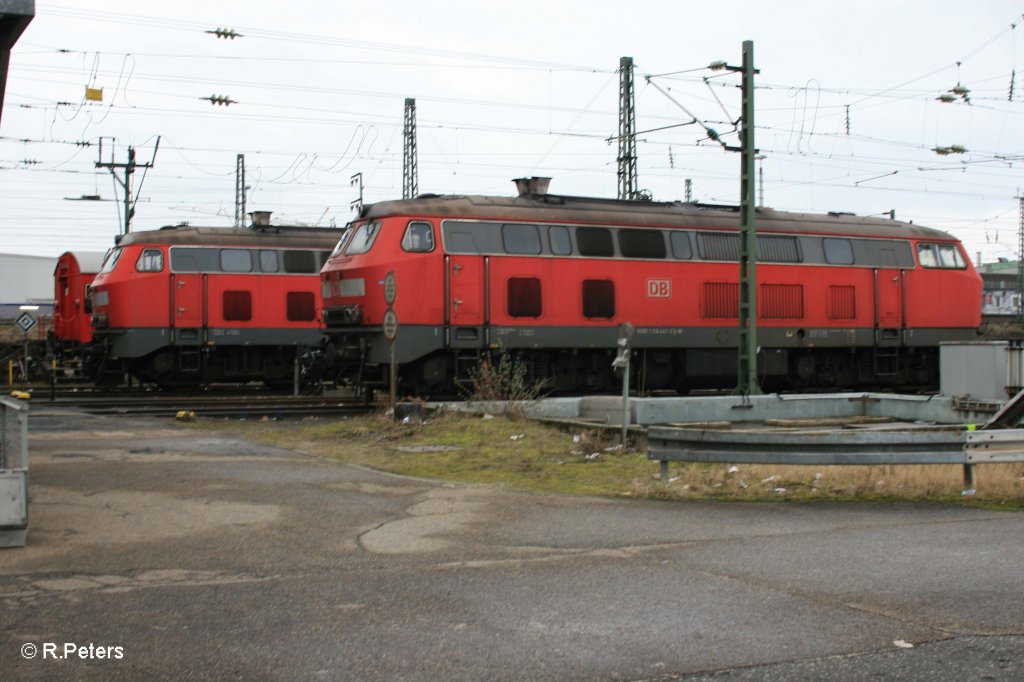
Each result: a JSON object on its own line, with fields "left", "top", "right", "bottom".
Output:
{"left": 2, "top": 1, "right": 1022, "bottom": 263}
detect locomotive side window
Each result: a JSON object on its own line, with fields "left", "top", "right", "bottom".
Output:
{"left": 576, "top": 227, "right": 614, "bottom": 257}
{"left": 345, "top": 221, "right": 381, "bottom": 255}
{"left": 223, "top": 291, "right": 252, "bottom": 321}
{"left": 618, "top": 229, "right": 666, "bottom": 259}
{"left": 221, "top": 249, "right": 253, "bottom": 273}
{"left": 697, "top": 232, "right": 739, "bottom": 260}
{"left": 402, "top": 222, "right": 435, "bottom": 252}
{"left": 507, "top": 277, "right": 542, "bottom": 318}
{"left": 582, "top": 280, "right": 615, "bottom": 319}
{"left": 823, "top": 238, "right": 854, "bottom": 265}
{"left": 669, "top": 232, "right": 692, "bottom": 259}
{"left": 286, "top": 292, "right": 316, "bottom": 321}
{"left": 259, "top": 250, "right": 279, "bottom": 273}
{"left": 170, "top": 247, "right": 220, "bottom": 272}
{"left": 283, "top": 250, "right": 317, "bottom": 273}
{"left": 864, "top": 241, "right": 914, "bottom": 268}
{"left": 502, "top": 223, "right": 542, "bottom": 255}
{"left": 136, "top": 248, "right": 164, "bottom": 272}
{"left": 549, "top": 226, "right": 573, "bottom": 255}
{"left": 442, "top": 223, "right": 484, "bottom": 254}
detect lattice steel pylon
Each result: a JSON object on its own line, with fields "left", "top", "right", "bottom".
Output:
{"left": 402, "top": 98, "right": 418, "bottom": 199}
{"left": 234, "top": 153, "right": 246, "bottom": 227}
{"left": 617, "top": 57, "right": 638, "bottom": 200}
{"left": 1018, "top": 195, "right": 1024, "bottom": 320}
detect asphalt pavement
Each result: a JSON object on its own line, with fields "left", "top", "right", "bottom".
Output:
{"left": 1, "top": 407, "right": 1021, "bottom": 680}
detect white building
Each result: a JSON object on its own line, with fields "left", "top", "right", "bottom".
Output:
{"left": 0, "top": 253, "right": 57, "bottom": 319}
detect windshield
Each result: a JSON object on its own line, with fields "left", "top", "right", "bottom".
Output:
{"left": 345, "top": 221, "right": 382, "bottom": 255}
{"left": 329, "top": 224, "right": 355, "bottom": 258}
{"left": 99, "top": 247, "right": 123, "bottom": 274}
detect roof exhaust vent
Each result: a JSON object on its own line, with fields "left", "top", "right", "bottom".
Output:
{"left": 249, "top": 211, "right": 272, "bottom": 228}
{"left": 513, "top": 176, "right": 552, "bottom": 196}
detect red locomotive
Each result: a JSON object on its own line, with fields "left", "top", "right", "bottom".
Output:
{"left": 89, "top": 219, "right": 340, "bottom": 387}
{"left": 319, "top": 180, "right": 982, "bottom": 395}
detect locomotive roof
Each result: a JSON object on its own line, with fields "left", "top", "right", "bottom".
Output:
{"left": 360, "top": 193, "right": 958, "bottom": 242}
{"left": 115, "top": 225, "right": 342, "bottom": 248}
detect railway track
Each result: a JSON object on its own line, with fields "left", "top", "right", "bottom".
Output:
{"left": 12, "top": 387, "right": 370, "bottom": 419}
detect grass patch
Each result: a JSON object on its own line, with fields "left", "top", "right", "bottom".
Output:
{"left": 187, "top": 411, "right": 1024, "bottom": 508}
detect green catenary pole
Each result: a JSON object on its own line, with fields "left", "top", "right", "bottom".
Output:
{"left": 735, "top": 40, "right": 762, "bottom": 395}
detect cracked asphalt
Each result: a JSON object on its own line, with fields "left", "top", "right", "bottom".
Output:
{"left": 1, "top": 407, "right": 1021, "bottom": 680}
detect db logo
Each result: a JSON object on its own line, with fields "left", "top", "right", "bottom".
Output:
{"left": 647, "top": 279, "right": 671, "bottom": 298}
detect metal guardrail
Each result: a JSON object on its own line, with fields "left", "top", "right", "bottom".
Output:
{"left": 1, "top": 397, "right": 29, "bottom": 547}
{"left": 648, "top": 424, "right": 1024, "bottom": 487}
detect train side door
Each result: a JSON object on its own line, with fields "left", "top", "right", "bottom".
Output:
{"left": 173, "top": 273, "right": 205, "bottom": 330}
{"left": 448, "top": 256, "right": 485, "bottom": 328}
{"left": 874, "top": 267, "right": 903, "bottom": 337}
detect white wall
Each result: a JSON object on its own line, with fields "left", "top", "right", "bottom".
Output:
{"left": 0, "top": 253, "right": 57, "bottom": 305}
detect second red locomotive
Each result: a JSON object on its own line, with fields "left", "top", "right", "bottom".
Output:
{"left": 319, "top": 181, "right": 981, "bottom": 395}
{"left": 89, "top": 219, "right": 340, "bottom": 387}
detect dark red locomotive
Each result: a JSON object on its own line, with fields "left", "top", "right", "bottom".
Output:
{"left": 89, "top": 221, "right": 340, "bottom": 387}
{"left": 320, "top": 183, "right": 981, "bottom": 395}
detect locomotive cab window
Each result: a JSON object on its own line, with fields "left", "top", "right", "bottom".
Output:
{"left": 502, "top": 223, "right": 542, "bottom": 255}
{"left": 221, "top": 249, "right": 253, "bottom": 273}
{"left": 402, "top": 222, "right": 435, "bottom": 252}
{"left": 582, "top": 280, "right": 615, "bottom": 319}
{"left": 576, "top": 227, "right": 614, "bottom": 257}
{"left": 618, "top": 229, "right": 666, "bottom": 259}
{"left": 549, "top": 226, "right": 573, "bottom": 255}
{"left": 283, "top": 250, "right": 317, "bottom": 273}
{"left": 918, "top": 243, "right": 966, "bottom": 269}
{"left": 507, "top": 277, "right": 542, "bottom": 318}
{"left": 345, "top": 221, "right": 381, "bottom": 255}
{"left": 136, "top": 248, "right": 164, "bottom": 272}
